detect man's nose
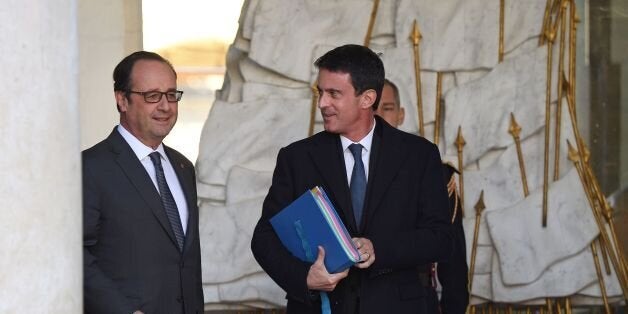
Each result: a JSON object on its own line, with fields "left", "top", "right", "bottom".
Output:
{"left": 156, "top": 95, "right": 171, "bottom": 110}
{"left": 318, "top": 93, "right": 328, "bottom": 109}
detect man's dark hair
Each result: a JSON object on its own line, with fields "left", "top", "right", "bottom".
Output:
{"left": 384, "top": 78, "right": 401, "bottom": 108}
{"left": 314, "top": 44, "right": 385, "bottom": 110}
{"left": 113, "top": 50, "right": 176, "bottom": 95}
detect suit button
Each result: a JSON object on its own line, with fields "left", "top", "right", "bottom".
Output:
{"left": 179, "top": 261, "right": 184, "bottom": 268}
{"left": 176, "top": 296, "right": 183, "bottom": 303}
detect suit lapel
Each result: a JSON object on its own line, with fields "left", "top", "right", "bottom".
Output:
{"left": 364, "top": 118, "right": 407, "bottom": 231}
{"left": 308, "top": 132, "right": 357, "bottom": 233}
{"left": 165, "top": 146, "right": 197, "bottom": 253}
{"left": 106, "top": 130, "right": 180, "bottom": 250}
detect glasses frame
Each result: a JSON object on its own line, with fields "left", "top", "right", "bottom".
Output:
{"left": 127, "top": 90, "right": 184, "bottom": 103}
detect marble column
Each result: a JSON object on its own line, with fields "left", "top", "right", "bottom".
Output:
{"left": 0, "top": 0, "right": 82, "bottom": 312}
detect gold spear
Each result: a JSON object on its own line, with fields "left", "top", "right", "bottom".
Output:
{"left": 564, "top": 298, "right": 572, "bottom": 314}
{"left": 581, "top": 144, "right": 628, "bottom": 288}
{"left": 556, "top": 300, "right": 562, "bottom": 314}
{"left": 499, "top": 0, "right": 505, "bottom": 62}
{"left": 553, "top": 1, "right": 568, "bottom": 181}
{"left": 591, "top": 238, "right": 612, "bottom": 314}
{"left": 579, "top": 144, "right": 616, "bottom": 277}
{"left": 568, "top": 0, "right": 579, "bottom": 107}
{"left": 410, "top": 19, "right": 425, "bottom": 136}
{"left": 434, "top": 72, "right": 443, "bottom": 145}
{"left": 363, "top": 0, "right": 380, "bottom": 47}
{"left": 456, "top": 126, "right": 466, "bottom": 215}
{"left": 541, "top": 26, "right": 555, "bottom": 228}
{"left": 468, "top": 191, "right": 485, "bottom": 294}
{"left": 308, "top": 84, "right": 318, "bottom": 136}
{"left": 568, "top": 140, "right": 628, "bottom": 302}
{"left": 539, "top": 0, "right": 552, "bottom": 46}
{"left": 539, "top": 0, "right": 561, "bottom": 45}
{"left": 545, "top": 299, "right": 553, "bottom": 314}
{"left": 599, "top": 195, "right": 628, "bottom": 282}
{"left": 508, "top": 113, "right": 529, "bottom": 197}
{"left": 599, "top": 234, "right": 612, "bottom": 276}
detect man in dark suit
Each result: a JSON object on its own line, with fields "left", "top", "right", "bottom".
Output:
{"left": 376, "top": 79, "right": 469, "bottom": 313}
{"left": 83, "top": 51, "right": 204, "bottom": 314}
{"left": 251, "top": 44, "right": 453, "bottom": 313}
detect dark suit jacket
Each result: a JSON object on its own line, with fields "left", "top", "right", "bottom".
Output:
{"left": 83, "top": 128, "right": 204, "bottom": 314}
{"left": 251, "top": 116, "right": 453, "bottom": 314}
{"left": 432, "top": 164, "right": 469, "bottom": 314}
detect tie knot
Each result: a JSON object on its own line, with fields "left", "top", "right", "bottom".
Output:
{"left": 348, "top": 143, "right": 363, "bottom": 159}
{"left": 149, "top": 152, "right": 162, "bottom": 166}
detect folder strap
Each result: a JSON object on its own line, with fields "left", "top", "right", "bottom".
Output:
{"left": 294, "top": 220, "right": 331, "bottom": 314}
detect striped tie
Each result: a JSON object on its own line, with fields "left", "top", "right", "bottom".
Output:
{"left": 149, "top": 152, "right": 185, "bottom": 251}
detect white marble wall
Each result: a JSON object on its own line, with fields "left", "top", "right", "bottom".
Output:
{"left": 197, "top": 0, "right": 621, "bottom": 308}
{"left": 0, "top": 0, "right": 82, "bottom": 312}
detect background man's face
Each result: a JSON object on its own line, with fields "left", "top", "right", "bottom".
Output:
{"left": 375, "top": 84, "right": 404, "bottom": 128}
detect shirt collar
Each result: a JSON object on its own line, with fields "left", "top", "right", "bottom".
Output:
{"left": 117, "top": 124, "right": 166, "bottom": 160}
{"left": 340, "top": 118, "right": 376, "bottom": 153}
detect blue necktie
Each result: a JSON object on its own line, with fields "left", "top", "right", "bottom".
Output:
{"left": 149, "top": 152, "right": 185, "bottom": 251}
{"left": 349, "top": 144, "right": 366, "bottom": 228}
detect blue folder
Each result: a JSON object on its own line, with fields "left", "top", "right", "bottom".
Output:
{"left": 270, "top": 186, "right": 360, "bottom": 273}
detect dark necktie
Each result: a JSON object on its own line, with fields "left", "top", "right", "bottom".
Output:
{"left": 349, "top": 144, "right": 366, "bottom": 228}
{"left": 149, "top": 152, "right": 185, "bottom": 251}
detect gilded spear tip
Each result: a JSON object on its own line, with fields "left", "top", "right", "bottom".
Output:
{"left": 474, "top": 190, "right": 485, "bottom": 215}
{"left": 456, "top": 125, "right": 466, "bottom": 149}
{"left": 508, "top": 113, "right": 522, "bottom": 137}
{"left": 566, "top": 139, "right": 579, "bottom": 162}
{"left": 409, "top": 19, "right": 422, "bottom": 45}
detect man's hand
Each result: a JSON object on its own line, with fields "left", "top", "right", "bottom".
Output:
{"left": 306, "top": 246, "right": 349, "bottom": 291}
{"left": 352, "top": 237, "right": 375, "bottom": 269}
{"left": 132, "top": 311, "right": 144, "bottom": 314}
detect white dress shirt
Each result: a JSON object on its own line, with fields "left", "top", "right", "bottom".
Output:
{"left": 117, "top": 125, "right": 189, "bottom": 234}
{"left": 340, "top": 119, "right": 376, "bottom": 185}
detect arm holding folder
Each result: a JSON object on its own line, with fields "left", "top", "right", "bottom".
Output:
{"left": 251, "top": 149, "right": 352, "bottom": 303}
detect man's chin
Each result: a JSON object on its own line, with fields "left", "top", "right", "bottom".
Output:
{"left": 323, "top": 123, "right": 336, "bottom": 133}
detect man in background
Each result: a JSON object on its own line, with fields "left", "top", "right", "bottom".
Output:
{"left": 376, "top": 79, "right": 469, "bottom": 313}
{"left": 83, "top": 51, "right": 204, "bottom": 314}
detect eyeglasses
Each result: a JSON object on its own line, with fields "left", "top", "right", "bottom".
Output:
{"left": 128, "top": 90, "right": 184, "bottom": 103}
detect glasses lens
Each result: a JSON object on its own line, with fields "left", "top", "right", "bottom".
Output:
{"left": 144, "top": 92, "right": 162, "bottom": 103}
{"left": 166, "top": 91, "right": 182, "bottom": 102}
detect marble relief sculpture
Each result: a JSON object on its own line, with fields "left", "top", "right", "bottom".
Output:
{"left": 196, "top": 0, "right": 626, "bottom": 310}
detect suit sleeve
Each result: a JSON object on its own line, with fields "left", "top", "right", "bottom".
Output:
{"left": 250, "top": 148, "right": 314, "bottom": 304}
{"left": 438, "top": 185, "right": 469, "bottom": 314}
{"left": 438, "top": 215, "right": 469, "bottom": 313}
{"left": 370, "top": 143, "right": 453, "bottom": 269}
{"left": 83, "top": 163, "right": 134, "bottom": 314}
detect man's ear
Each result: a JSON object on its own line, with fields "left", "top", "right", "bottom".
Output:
{"left": 115, "top": 91, "right": 129, "bottom": 112}
{"left": 360, "top": 89, "right": 377, "bottom": 109}
{"left": 398, "top": 107, "right": 406, "bottom": 125}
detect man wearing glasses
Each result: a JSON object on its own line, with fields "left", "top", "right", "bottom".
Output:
{"left": 83, "top": 51, "right": 204, "bottom": 314}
